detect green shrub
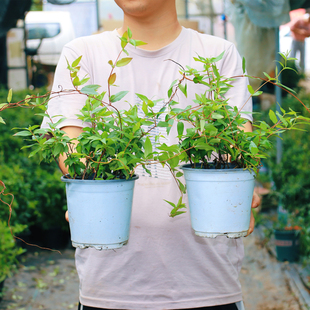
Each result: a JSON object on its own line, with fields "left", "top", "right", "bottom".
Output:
{"left": 263, "top": 91, "right": 310, "bottom": 255}
{"left": 0, "top": 221, "right": 26, "bottom": 282}
{"left": 0, "top": 89, "right": 68, "bottom": 231}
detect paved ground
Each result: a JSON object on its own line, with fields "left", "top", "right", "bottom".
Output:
{"left": 0, "top": 249, "right": 79, "bottom": 310}
{"left": 0, "top": 231, "right": 304, "bottom": 310}
{"left": 241, "top": 233, "right": 302, "bottom": 310}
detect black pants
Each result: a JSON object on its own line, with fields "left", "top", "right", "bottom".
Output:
{"left": 78, "top": 303, "right": 238, "bottom": 310}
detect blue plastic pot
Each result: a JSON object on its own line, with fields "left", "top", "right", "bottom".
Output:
{"left": 181, "top": 164, "right": 255, "bottom": 238}
{"left": 61, "top": 175, "right": 138, "bottom": 250}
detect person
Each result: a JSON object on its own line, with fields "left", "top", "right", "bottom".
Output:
{"left": 41, "top": 0, "right": 260, "bottom": 309}
{"left": 290, "top": 12, "right": 310, "bottom": 72}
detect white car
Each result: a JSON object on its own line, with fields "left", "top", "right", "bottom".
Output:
{"left": 25, "top": 11, "right": 75, "bottom": 66}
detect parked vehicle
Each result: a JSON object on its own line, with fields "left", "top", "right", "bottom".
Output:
{"left": 25, "top": 11, "right": 75, "bottom": 66}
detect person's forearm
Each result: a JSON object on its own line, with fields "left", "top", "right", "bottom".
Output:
{"left": 239, "top": 120, "right": 252, "bottom": 133}
{"left": 59, "top": 126, "right": 84, "bottom": 175}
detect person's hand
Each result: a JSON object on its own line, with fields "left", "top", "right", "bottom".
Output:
{"left": 246, "top": 191, "right": 261, "bottom": 236}
{"left": 65, "top": 210, "right": 69, "bottom": 222}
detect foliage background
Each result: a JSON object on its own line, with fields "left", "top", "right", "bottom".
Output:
{"left": 258, "top": 89, "right": 310, "bottom": 256}
{"left": 0, "top": 88, "right": 68, "bottom": 232}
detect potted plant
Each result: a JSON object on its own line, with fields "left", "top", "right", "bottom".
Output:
{"left": 0, "top": 220, "right": 26, "bottom": 302}
{"left": 157, "top": 51, "right": 310, "bottom": 238}
{"left": 273, "top": 211, "right": 301, "bottom": 262}
{"left": 9, "top": 30, "right": 165, "bottom": 250}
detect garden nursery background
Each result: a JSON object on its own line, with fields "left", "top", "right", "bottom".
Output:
{"left": 1, "top": 0, "right": 310, "bottom": 309}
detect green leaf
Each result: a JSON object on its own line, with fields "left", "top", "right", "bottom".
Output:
{"left": 0, "top": 116, "right": 5, "bottom": 124}
{"left": 24, "top": 95, "right": 32, "bottom": 104}
{"left": 253, "top": 91, "right": 263, "bottom": 96}
{"left": 194, "top": 143, "right": 215, "bottom": 152}
{"left": 72, "top": 56, "right": 82, "bottom": 67}
{"left": 200, "top": 119, "right": 205, "bottom": 132}
{"left": 0, "top": 103, "right": 8, "bottom": 109}
{"left": 177, "top": 121, "right": 184, "bottom": 136}
{"left": 157, "top": 121, "right": 169, "bottom": 127}
{"left": 29, "top": 147, "right": 41, "bottom": 157}
{"left": 136, "top": 93, "right": 149, "bottom": 102}
{"left": 14, "top": 131, "right": 33, "bottom": 137}
{"left": 269, "top": 110, "right": 278, "bottom": 124}
{"left": 249, "top": 141, "right": 258, "bottom": 155}
{"left": 142, "top": 101, "right": 148, "bottom": 115}
{"left": 132, "top": 122, "right": 140, "bottom": 132}
{"left": 127, "top": 27, "right": 132, "bottom": 39}
{"left": 242, "top": 57, "right": 246, "bottom": 74}
{"left": 211, "top": 113, "right": 224, "bottom": 119}
{"left": 211, "top": 51, "right": 225, "bottom": 63}
{"left": 164, "top": 200, "right": 176, "bottom": 208}
{"left": 7, "top": 88, "right": 12, "bottom": 103}
{"left": 168, "top": 79, "right": 178, "bottom": 98}
{"left": 144, "top": 137, "right": 152, "bottom": 157}
{"left": 116, "top": 57, "right": 132, "bottom": 67}
{"left": 247, "top": 84, "right": 254, "bottom": 95}
{"left": 72, "top": 76, "right": 80, "bottom": 86}
{"left": 277, "top": 83, "right": 296, "bottom": 94}
{"left": 120, "top": 36, "right": 128, "bottom": 49}
{"left": 179, "top": 83, "right": 187, "bottom": 97}
{"left": 176, "top": 171, "right": 183, "bottom": 177}
{"left": 263, "top": 72, "right": 274, "bottom": 80}
{"left": 80, "top": 77, "right": 90, "bottom": 85}
{"left": 110, "top": 91, "right": 129, "bottom": 103}
{"left": 81, "top": 84, "right": 100, "bottom": 95}
{"left": 129, "top": 39, "right": 147, "bottom": 47}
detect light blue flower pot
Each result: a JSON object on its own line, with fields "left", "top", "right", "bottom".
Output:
{"left": 181, "top": 164, "right": 255, "bottom": 238}
{"left": 61, "top": 175, "right": 138, "bottom": 250}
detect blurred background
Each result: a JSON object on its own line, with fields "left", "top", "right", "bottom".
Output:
{"left": 1, "top": 0, "right": 309, "bottom": 91}
{"left": 1, "top": 1, "right": 310, "bottom": 309}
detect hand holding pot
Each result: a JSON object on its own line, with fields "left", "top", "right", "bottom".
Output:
{"left": 246, "top": 191, "right": 261, "bottom": 236}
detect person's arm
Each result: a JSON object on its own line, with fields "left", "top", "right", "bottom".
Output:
{"left": 59, "top": 126, "right": 84, "bottom": 175}
{"left": 290, "top": 14, "right": 310, "bottom": 40}
{"left": 240, "top": 121, "right": 261, "bottom": 236}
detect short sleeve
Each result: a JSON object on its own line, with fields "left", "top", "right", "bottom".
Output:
{"left": 41, "top": 41, "right": 92, "bottom": 129}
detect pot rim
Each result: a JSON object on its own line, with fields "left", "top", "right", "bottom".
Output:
{"left": 180, "top": 163, "right": 254, "bottom": 173}
{"left": 61, "top": 174, "right": 139, "bottom": 183}
{"left": 274, "top": 229, "right": 301, "bottom": 234}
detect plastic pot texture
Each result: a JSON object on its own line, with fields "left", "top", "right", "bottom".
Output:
{"left": 181, "top": 164, "right": 255, "bottom": 238}
{"left": 274, "top": 229, "right": 300, "bottom": 262}
{"left": 61, "top": 175, "right": 138, "bottom": 250}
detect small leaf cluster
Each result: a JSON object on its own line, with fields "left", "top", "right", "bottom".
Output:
{"left": 0, "top": 221, "right": 26, "bottom": 282}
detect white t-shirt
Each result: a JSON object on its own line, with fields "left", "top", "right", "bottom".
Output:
{"left": 42, "top": 27, "right": 252, "bottom": 309}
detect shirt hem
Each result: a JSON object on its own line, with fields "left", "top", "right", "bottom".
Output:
{"left": 79, "top": 292, "right": 243, "bottom": 310}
